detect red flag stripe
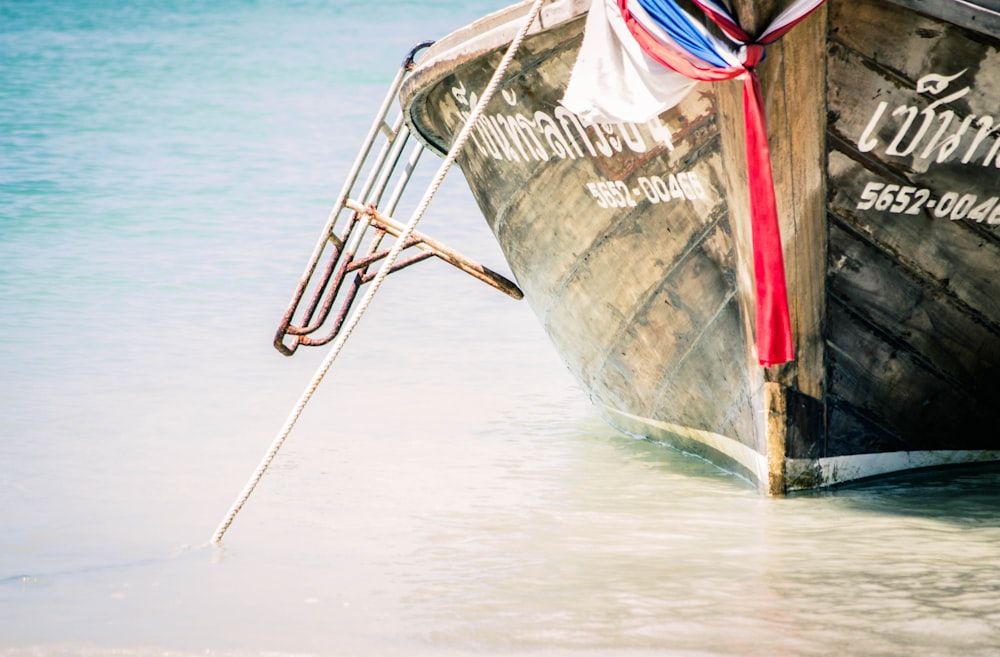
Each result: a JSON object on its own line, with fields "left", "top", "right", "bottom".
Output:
{"left": 616, "top": 0, "right": 807, "bottom": 366}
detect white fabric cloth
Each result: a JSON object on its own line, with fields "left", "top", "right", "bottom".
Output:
{"left": 561, "top": 0, "right": 698, "bottom": 125}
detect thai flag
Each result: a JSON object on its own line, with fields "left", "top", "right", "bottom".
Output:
{"left": 626, "top": 0, "right": 825, "bottom": 71}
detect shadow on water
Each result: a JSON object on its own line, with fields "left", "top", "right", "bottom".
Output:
{"left": 601, "top": 412, "right": 1000, "bottom": 528}
{"left": 791, "top": 463, "right": 1000, "bottom": 527}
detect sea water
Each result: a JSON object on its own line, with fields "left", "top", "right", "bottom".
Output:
{"left": 2, "top": 1, "right": 999, "bottom": 655}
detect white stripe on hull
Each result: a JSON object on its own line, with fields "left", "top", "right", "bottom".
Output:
{"left": 605, "top": 406, "right": 1000, "bottom": 491}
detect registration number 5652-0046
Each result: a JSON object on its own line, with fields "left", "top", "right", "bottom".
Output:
{"left": 856, "top": 180, "right": 1000, "bottom": 225}
{"left": 585, "top": 171, "right": 708, "bottom": 209}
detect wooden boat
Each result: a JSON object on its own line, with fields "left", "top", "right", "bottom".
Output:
{"left": 393, "top": 0, "right": 1000, "bottom": 493}
{"left": 280, "top": 0, "right": 1000, "bottom": 494}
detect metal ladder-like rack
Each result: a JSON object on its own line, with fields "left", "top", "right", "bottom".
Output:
{"left": 274, "top": 41, "right": 523, "bottom": 356}
{"left": 213, "top": 0, "right": 547, "bottom": 546}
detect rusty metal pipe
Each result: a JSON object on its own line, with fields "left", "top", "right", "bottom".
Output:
{"left": 344, "top": 199, "right": 522, "bottom": 300}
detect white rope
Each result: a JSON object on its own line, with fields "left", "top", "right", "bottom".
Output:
{"left": 211, "top": 0, "right": 548, "bottom": 545}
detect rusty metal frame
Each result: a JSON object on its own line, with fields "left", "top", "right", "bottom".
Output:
{"left": 274, "top": 41, "right": 522, "bottom": 356}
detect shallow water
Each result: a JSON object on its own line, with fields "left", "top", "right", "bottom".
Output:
{"left": 2, "top": 1, "right": 999, "bottom": 655}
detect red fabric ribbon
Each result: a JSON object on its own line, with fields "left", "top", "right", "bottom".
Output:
{"left": 617, "top": 0, "right": 795, "bottom": 367}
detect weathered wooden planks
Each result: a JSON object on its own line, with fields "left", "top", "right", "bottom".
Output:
{"left": 413, "top": 16, "right": 756, "bottom": 449}
{"left": 398, "top": 0, "right": 1000, "bottom": 490}
{"left": 823, "top": 0, "right": 1000, "bottom": 456}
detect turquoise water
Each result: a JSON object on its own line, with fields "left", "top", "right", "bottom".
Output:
{"left": 2, "top": 1, "right": 1000, "bottom": 655}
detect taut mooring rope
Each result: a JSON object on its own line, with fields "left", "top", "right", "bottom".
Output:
{"left": 211, "top": 0, "right": 549, "bottom": 545}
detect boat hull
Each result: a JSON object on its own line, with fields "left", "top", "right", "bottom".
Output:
{"left": 400, "top": 0, "right": 1000, "bottom": 491}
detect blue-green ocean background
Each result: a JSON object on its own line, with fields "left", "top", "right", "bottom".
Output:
{"left": 2, "top": 1, "right": 999, "bottom": 655}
